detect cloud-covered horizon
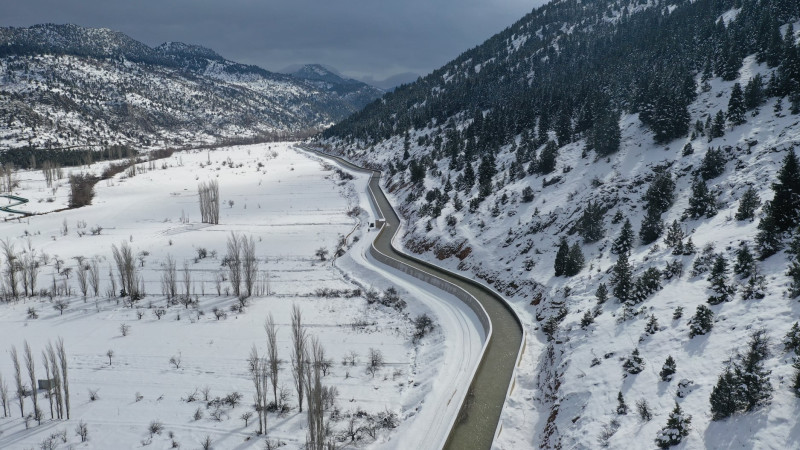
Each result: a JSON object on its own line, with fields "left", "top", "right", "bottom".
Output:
{"left": 2, "top": 0, "right": 544, "bottom": 83}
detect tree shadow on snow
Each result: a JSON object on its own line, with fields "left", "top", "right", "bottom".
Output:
{"left": 703, "top": 409, "right": 769, "bottom": 449}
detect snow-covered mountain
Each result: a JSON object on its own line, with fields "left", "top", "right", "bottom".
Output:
{"left": 316, "top": 0, "right": 800, "bottom": 447}
{"left": 0, "top": 24, "right": 378, "bottom": 150}
{"left": 288, "top": 64, "right": 383, "bottom": 110}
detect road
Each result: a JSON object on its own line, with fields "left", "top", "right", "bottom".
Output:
{"left": 299, "top": 145, "right": 525, "bottom": 450}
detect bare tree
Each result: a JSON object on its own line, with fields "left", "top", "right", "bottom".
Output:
{"left": 366, "top": 348, "right": 384, "bottom": 378}
{"left": 226, "top": 232, "right": 242, "bottom": 297}
{"left": 10, "top": 346, "right": 24, "bottom": 417}
{"left": 0, "top": 372, "right": 10, "bottom": 417}
{"left": 53, "top": 299, "right": 69, "bottom": 315}
{"left": 291, "top": 305, "right": 307, "bottom": 412}
{"left": 248, "top": 346, "right": 268, "bottom": 435}
{"left": 75, "top": 260, "right": 89, "bottom": 298}
{"left": 75, "top": 420, "right": 88, "bottom": 442}
{"left": 242, "top": 235, "right": 258, "bottom": 297}
{"left": 88, "top": 258, "right": 100, "bottom": 297}
{"left": 23, "top": 341, "right": 38, "bottom": 420}
{"left": 107, "top": 265, "right": 116, "bottom": 298}
{"left": 182, "top": 261, "right": 191, "bottom": 298}
{"left": 41, "top": 351, "right": 54, "bottom": 419}
{"left": 265, "top": 314, "right": 281, "bottom": 406}
{"left": 161, "top": 254, "right": 177, "bottom": 299}
{"left": 111, "top": 241, "right": 137, "bottom": 300}
{"left": 22, "top": 250, "right": 39, "bottom": 297}
{"left": 57, "top": 338, "right": 70, "bottom": 419}
{"left": 304, "top": 336, "right": 325, "bottom": 450}
{"left": 198, "top": 180, "right": 220, "bottom": 224}
{"left": 2, "top": 239, "right": 20, "bottom": 298}
{"left": 46, "top": 343, "right": 63, "bottom": 419}
{"left": 106, "top": 350, "right": 114, "bottom": 365}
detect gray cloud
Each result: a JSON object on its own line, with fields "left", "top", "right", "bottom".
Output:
{"left": 2, "top": 0, "right": 545, "bottom": 82}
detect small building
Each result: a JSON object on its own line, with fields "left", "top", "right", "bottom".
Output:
{"left": 38, "top": 379, "right": 55, "bottom": 390}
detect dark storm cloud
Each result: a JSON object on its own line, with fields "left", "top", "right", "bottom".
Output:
{"left": 2, "top": 0, "right": 544, "bottom": 83}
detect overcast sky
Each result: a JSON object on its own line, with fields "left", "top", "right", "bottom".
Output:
{"left": 2, "top": 0, "right": 544, "bottom": 85}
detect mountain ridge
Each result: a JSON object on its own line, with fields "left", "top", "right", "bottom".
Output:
{"left": 0, "top": 23, "right": 383, "bottom": 150}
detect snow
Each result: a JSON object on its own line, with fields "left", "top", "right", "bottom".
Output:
{"left": 0, "top": 143, "right": 484, "bottom": 449}
{"left": 320, "top": 49, "right": 800, "bottom": 449}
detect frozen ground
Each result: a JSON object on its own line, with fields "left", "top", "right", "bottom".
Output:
{"left": 0, "top": 143, "right": 483, "bottom": 449}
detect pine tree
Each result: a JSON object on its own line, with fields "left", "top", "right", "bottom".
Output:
{"left": 698, "top": 147, "right": 726, "bottom": 180}
{"left": 682, "top": 142, "right": 694, "bottom": 156}
{"left": 590, "top": 109, "right": 621, "bottom": 156}
{"left": 786, "top": 322, "right": 800, "bottom": 354}
{"left": 596, "top": 283, "right": 608, "bottom": 304}
{"left": 565, "top": 243, "right": 585, "bottom": 277}
{"left": 477, "top": 152, "right": 497, "bottom": 197}
{"left": 736, "top": 329, "right": 773, "bottom": 412}
{"left": 733, "top": 242, "right": 756, "bottom": 279}
{"left": 727, "top": 83, "right": 746, "bottom": 125}
{"left": 554, "top": 237, "right": 569, "bottom": 277}
{"left": 639, "top": 205, "right": 664, "bottom": 245}
{"left": 787, "top": 260, "right": 800, "bottom": 298}
{"left": 685, "top": 177, "right": 717, "bottom": 219}
{"left": 744, "top": 75, "right": 765, "bottom": 110}
{"left": 616, "top": 391, "right": 628, "bottom": 415}
{"left": 611, "top": 218, "right": 635, "bottom": 255}
{"left": 623, "top": 348, "right": 645, "bottom": 375}
{"left": 655, "top": 402, "right": 691, "bottom": 448}
{"left": 710, "top": 110, "right": 726, "bottom": 139}
{"left": 612, "top": 252, "right": 634, "bottom": 303}
{"left": 555, "top": 109, "right": 572, "bottom": 146}
{"left": 735, "top": 187, "right": 760, "bottom": 221}
{"left": 688, "top": 305, "right": 714, "bottom": 337}
{"left": 463, "top": 162, "right": 476, "bottom": 190}
{"left": 664, "top": 220, "right": 684, "bottom": 253}
{"left": 741, "top": 273, "right": 767, "bottom": 300}
{"left": 787, "top": 227, "right": 800, "bottom": 260}
{"left": 645, "top": 314, "right": 659, "bottom": 334}
{"left": 682, "top": 237, "right": 696, "bottom": 255}
{"left": 767, "top": 149, "right": 800, "bottom": 232}
{"left": 578, "top": 200, "right": 605, "bottom": 243}
{"left": 755, "top": 206, "right": 783, "bottom": 259}
{"left": 708, "top": 254, "right": 734, "bottom": 304}
{"left": 633, "top": 267, "right": 662, "bottom": 303}
{"left": 710, "top": 368, "right": 740, "bottom": 420}
{"left": 643, "top": 169, "right": 675, "bottom": 214}
{"left": 660, "top": 356, "right": 677, "bottom": 381}
{"left": 792, "top": 359, "right": 800, "bottom": 398}
{"left": 537, "top": 140, "right": 559, "bottom": 175}
{"left": 580, "top": 310, "right": 594, "bottom": 329}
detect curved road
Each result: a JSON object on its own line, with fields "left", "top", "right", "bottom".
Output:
{"left": 299, "top": 145, "right": 525, "bottom": 450}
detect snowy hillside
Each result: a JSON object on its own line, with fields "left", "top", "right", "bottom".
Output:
{"left": 0, "top": 24, "right": 382, "bottom": 151}
{"left": 315, "top": 0, "right": 800, "bottom": 447}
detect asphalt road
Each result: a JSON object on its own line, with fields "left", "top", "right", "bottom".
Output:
{"left": 300, "top": 145, "right": 524, "bottom": 450}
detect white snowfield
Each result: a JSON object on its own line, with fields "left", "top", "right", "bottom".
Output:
{"left": 0, "top": 143, "right": 484, "bottom": 449}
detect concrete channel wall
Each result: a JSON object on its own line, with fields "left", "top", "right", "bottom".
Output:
{"left": 367, "top": 238, "right": 492, "bottom": 333}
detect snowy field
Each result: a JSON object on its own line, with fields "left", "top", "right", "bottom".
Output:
{"left": 0, "top": 143, "right": 483, "bottom": 449}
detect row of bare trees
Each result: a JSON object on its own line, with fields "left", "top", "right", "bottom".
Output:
{"left": 225, "top": 232, "right": 259, "bottom": 298}
{"left": 2, "top": 339, "right": 70, "bottom": 424}
{"left": 247, "top": 306, "right": 335, "bottom": 447}
{"left": 198, "top": 180, "right": 220, "bottom": 224}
